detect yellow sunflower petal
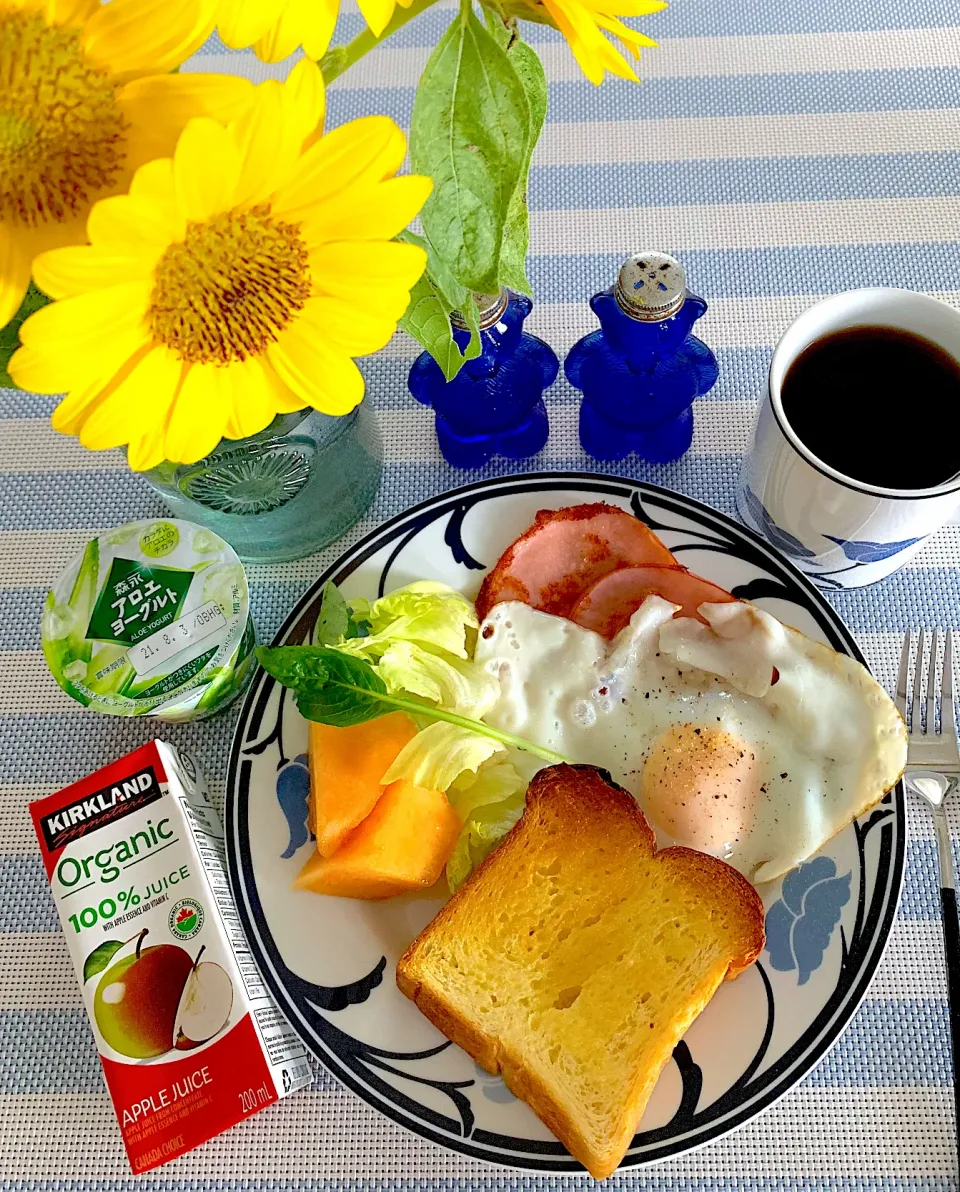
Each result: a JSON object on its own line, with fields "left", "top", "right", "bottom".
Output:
{"left": 300, "top": 296, "right": 397, "bottom": 357}
{"left": 221, "top": 357, "right": 280, "bottom": 439}
{"left": 164, "top": 364, "right": 232, "bottom": 462}
{"left": 300, "top": 175, "right": 433, "bottom": 246}
{"left": 268, "top": 325, "right": 364, "bottom": 415}
{"left": 173, "top": 118, "right": 241, "bottom": 223}
{"left": 582, "top": 0, "right": 666, "bottom": 14}
{"left": 46, "top": 0, "right": 99, "bottom": 28}
{"left": 254, "top": 0, "right": 336, "bottom": 62}
{"left": 17, "top": 281, "right": 150, "bottom": 354}
{"left": 11, "top": 303, "right": 149, "bottom": 395}
{"left": 355, "top": 0, "right": 394, "bottom": 37}
{"left": 0, "top": 226, "right": 33, "bottom": 329}
{"left": 283, "top": 56, "right": 325, "bottom": 149}
{"left": 271, "top": 115, "right": 407, "bottom": 219}
{"left": 127, "top": 424, "right": 170, "bottom": 471}
{"left": 215, "top": 0, "right": 277, "bottom": 48}
{"left": 87, "top": 192, "right": 184, "bottom": 252}
{"left": 81, "top": 0, "right": 218, "bottom": 81}
{"left": 49, "top": 367, "right": 130, "bottom": 437}
{"left": 118, "top": 73, "right": 254, "bottom": 173}
{"left": 292, "top": 0, "right": 338, "bottom": 60}
{"left": 231, "top": 81, "right": 301, "bottom": 207}
{"left": 543, "top": 0, "right": 638, "bottom": 81}
{"left": 80, "top": 347, "right": 183, "bottom": 451}
{"left": 32, "top": 244, "right": 158, "bottom": 300}
{"left": 272, "top": 388, "right": 308, "bottom": 413}
{"left": 309, "top": 240, "right": 426, "bottom": 303}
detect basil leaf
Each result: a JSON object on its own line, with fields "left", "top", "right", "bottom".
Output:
{"left": 83, "top": 939, "right": 125, "bottom": 982}
{"left": 498, "top": 36, "right": 547, "bottom": 295}
{"left": 256, "top": 644, "right": 571, "bottom": 764}
{"left": 313, "top": 581, "right": 350, "bottom": 646}
{"left": 1, "top": 283, "right": 51, "bottom": 388}
{"left": 259, "top": 645, "right": 387, "bottom": 727}
{"left": 410, "top": 4, "right": 530, "bottom": 295}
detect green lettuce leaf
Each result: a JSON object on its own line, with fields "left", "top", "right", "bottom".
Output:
{"left": 343, "top": 580, "right": 477, "bottom": 660}
{"left": 445, "top": 757, "right": 527, "bottom": 891}
{"left": 447, "top": 757, "right": 525, "bottom": 820}
{"left": 377, "top": 640, "right": 499, "bottom": 717}
{"left": 313, "top": 580, "right": 350, "bottom": 645}
{"left": 381, "top": 721, "right": 505, "bottom": 790}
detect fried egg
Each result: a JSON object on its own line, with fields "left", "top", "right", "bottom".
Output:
{"left": 474, "top": 596, "right": 906, "bottom": 884}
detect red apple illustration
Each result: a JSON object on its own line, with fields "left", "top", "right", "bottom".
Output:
{"left": 92, "top": 935, "right": 233, "bottom": 1058}
{"left": 174, "top": 951, "right": 234, "bottom": 1050}
{"left": 94, "top": 936, "right": 193, "bottom": 1059}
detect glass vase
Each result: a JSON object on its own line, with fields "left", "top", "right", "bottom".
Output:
{"left": 143, "top": 405, "right": 383, "bottom": 563}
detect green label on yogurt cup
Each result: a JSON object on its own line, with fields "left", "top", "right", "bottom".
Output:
{"left": 42, "top": 520, "right": 255, "bottom": 721}
{"left": 139, "top": 521, "right": 179, "bottom": 558}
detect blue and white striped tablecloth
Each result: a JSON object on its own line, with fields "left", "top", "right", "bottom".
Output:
{"left": 3, "top": 0, "right": 960, "bottom": 1186}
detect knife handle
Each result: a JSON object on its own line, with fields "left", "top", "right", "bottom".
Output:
{"left": 934, "top": 797, "right": 960, "bottom": 1173}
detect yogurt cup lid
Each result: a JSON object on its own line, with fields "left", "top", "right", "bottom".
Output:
{"left": 42, "top": 520, "right": 253, "bottom": 719}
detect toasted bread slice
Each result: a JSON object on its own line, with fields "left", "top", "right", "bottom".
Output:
{"left": 396, "top": 764, "right": 764, "bottom": 1180}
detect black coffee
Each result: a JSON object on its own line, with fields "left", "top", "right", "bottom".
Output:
{"left": 780, "top": 325, "right": 960, "bottom": 490}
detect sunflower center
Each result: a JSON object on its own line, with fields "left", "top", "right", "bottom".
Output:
{"left": 148, "top": 205, "right": 312, "bottom": 365}
{"left": 0, "top": 9, "right": 128, "bottom": 226}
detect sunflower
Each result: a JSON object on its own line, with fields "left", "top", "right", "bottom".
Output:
{"left": 202, "top": 0, "right": 416, "bottom": 63}
{"left": 10, "top": 59, "right": 431, "bottom": 471}
{"left": 0, "top": 0, "right": 254, "bottom": 329}
{"left": 503, "top": 0, "right": 665, "bottom": 84}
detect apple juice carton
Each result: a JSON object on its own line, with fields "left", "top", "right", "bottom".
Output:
{"left": 30, "top": 740, "right": 311, "bottom": 1172}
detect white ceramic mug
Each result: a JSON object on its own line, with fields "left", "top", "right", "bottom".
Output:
{"left": 736, "top": 288, "right": 960, "bottom": 589}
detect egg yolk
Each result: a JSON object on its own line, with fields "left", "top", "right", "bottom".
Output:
{"left": 640, "top": 725, "right": 761, "bottom": 856}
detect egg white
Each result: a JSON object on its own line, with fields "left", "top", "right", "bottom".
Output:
{"left": 475, "top": 597, "right": 906, "bottom": 884}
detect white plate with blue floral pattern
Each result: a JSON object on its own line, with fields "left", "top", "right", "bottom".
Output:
{"left": 225, "top": 473, "right": 904, "bottom": 1172}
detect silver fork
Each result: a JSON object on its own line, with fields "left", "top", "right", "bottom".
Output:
{"left": 896, "top": 630, "right": 960, "bottom": 1163}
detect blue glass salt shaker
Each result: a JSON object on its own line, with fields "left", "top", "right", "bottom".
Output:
{"left": 408, "top": 289, "right": 558, "bottom": 469}
{"left": 565, "top": 252, "right": 718, "bottom": 464}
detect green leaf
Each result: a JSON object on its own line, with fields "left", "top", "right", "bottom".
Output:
{"left": 410, "top": 4, "right": 530, "bottom": 295}
{"left": 313, "top": 581, "right": 349, "bottom": 646}
{"left": 258, "top": 645, "right": 387, "bottom": 727}
{"left": 498, "top": 37, "right": 547, "bottom": 295}
{"left": 400, "top": 270, "right": 468, "bottom": 383}
{"left": 0, "top": 283, "right": 51, "bottom": 389}
{"left": 256, "top": 644, "right": 571, "bottom": 764}
{"left": 382, "top": 721, "right": 505, "bottom": 791}
{"left": 342, "top": 579, "right": 477, "bottom": 660}
{"left": 398, "top": 230, "right": 481, "bottom": 382}
{"left": 83, "top": 939, "right": 125, "bottom": 982}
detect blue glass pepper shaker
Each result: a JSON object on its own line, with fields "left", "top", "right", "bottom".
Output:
{"left": 408, "top": 289, "right": 558, "bottom": 469}
{"left": 565, "top": 252, "right": 718, "bottom": 464}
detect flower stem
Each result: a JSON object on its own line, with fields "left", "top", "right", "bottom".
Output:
{"left": 320, "top": 0, "right": 443, "bottom": 84}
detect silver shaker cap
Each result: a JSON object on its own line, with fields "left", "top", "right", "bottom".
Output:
{"left": 451, "top": 288, "right": 509, "bottom": 331}
{"left": 615, "top": 252, "right": 686, "bottom": 321}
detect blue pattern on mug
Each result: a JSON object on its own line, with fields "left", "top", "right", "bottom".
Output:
{"left": 765, "top": 857, "right": 852, "bottom": 985}
{"left": 824, "top": 534, "right": 925, "bottom": 563}
{"left": 741, "top": 485, "right": 816, "bottom": 558}
{"left": 276, "top": 752, "right": 311, "bottom": 859}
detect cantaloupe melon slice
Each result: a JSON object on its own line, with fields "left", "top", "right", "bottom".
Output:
{"left": 309, "top": 713, "right": 417, "bottom": 857}
{"left": 294, "top": 779, "right": 461, "bottom": 900}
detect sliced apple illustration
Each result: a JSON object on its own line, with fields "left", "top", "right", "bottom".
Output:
{"left": 173, "top": 948, "right": 233, "bottom": 1051}
{"left": 93, "top": 933, "right": 193, "bottom": 1059}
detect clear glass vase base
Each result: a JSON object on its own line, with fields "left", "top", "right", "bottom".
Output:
{"left": 143, "top": 407, "right": 383, "bottom": 564}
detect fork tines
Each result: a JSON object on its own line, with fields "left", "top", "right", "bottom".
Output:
{"left": 896, "top": 629, "right": 957, "bottom": 743}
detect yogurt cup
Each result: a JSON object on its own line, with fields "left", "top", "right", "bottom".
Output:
{"left": 42, "top": 519, "right": 256, "bottom": 721}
